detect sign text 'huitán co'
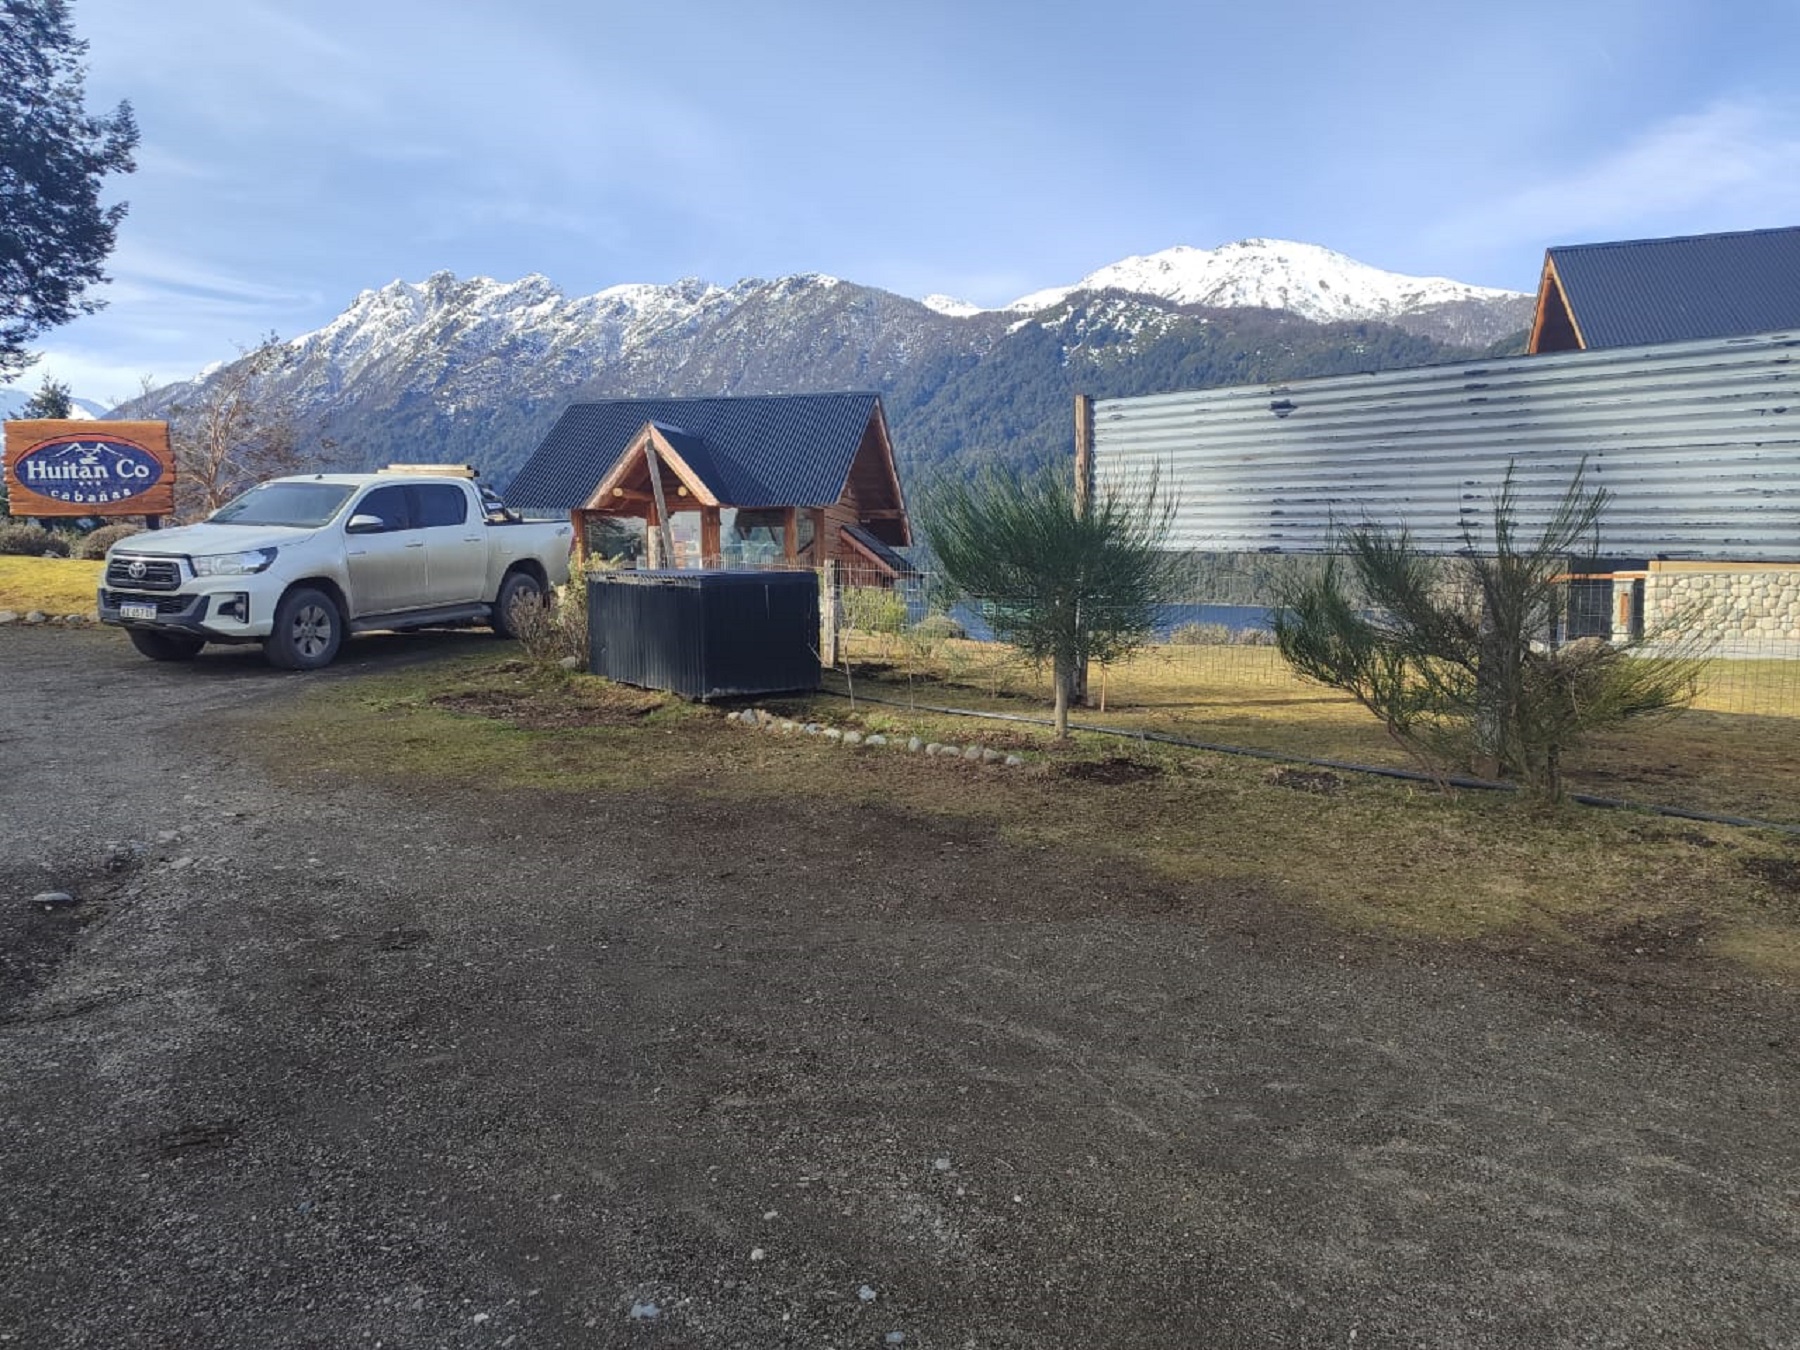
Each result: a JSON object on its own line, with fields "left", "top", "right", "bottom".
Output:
{"left": 2, "top": 421, "right": 176, "bottom": 518}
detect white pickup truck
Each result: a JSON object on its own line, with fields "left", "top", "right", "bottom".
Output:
{"left": 98, "top": 468, "right": 572, "bottom": 669}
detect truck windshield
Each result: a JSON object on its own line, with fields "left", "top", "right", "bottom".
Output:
{"left": 210, "top": 482, "right": 355, "bottom": 528}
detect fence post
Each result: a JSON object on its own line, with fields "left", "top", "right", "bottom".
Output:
{"left": 819, "top": 559, "right": 840, "bottom": 669}
{"left": 1073, "top": 393, "right": 1095, "bottom": 705}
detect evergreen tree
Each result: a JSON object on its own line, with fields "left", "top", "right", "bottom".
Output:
{"left": 0, "top": 0, "right": 138, "bottom": 382}
{"left": 924, "top": 464, "right": 1182, "bottom": 737}
{"left": 1272, "top": 464, "right": 1703, "bottom": 800}
{"left": 18, "top": 373, "right": 73, "bottom": 418}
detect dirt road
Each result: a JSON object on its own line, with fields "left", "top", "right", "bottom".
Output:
{"left": 2, "top": 628, "right": 1796, "bottom": 1348}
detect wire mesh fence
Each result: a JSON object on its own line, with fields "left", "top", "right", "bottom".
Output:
{"left": 818, "top": 553, "right": 1800, "bottom": 824}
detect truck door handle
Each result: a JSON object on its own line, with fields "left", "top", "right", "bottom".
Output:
{"left": 406, "top": 540, "right": 425, "bottom": 549}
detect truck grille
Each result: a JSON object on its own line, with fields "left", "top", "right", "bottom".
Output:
{"left": 106, "top": 554, "right": 183, "bottom": 591}
{"left": 101, "top": 589, "right": 198, "bottom": 616}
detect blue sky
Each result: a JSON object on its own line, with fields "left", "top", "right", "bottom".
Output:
{"left": 23, "top": 0, "right": 1800, "bottom": 403}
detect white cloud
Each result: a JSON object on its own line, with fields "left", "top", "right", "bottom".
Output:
{"left": 21, "top": 243, "right": 330, "bottom": 399}
{"left": 105, "top": 241, "right": 322, "bottom": 310}
{"left": 1434, "top": 96, "right": 1800, "bottom": 252}
{"left": 25, "top": 349, "right": 168, "bottom": 410}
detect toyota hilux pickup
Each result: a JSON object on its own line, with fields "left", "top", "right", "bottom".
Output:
{"left": 98, "top": 467, "right": 572, "bottom": 669}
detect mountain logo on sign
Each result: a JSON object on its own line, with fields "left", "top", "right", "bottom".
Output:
{"left": 15, "top": 435, "right": 165, "bottom": 506}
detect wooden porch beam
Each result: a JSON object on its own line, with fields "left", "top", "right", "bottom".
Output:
{"left": 572, "top": 508, "right": 591, "bottom": 569}
{"left": 701, "top": 506, "right": 722, "bottom": 569}
{"left": 643, "top": 435, "right": 676, "bottom": 567}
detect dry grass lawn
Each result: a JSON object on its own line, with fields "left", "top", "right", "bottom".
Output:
{"left": 0, "top": 556, "right": 101, "bottom": 614}
{"left": 843, "top": 636, "right": 1800, "bottom": 826}
{"left": 260, "top": 653, "right": 1800, "bottom": 988}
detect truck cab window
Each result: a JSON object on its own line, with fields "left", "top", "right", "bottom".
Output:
{"left": 353, "top": 485, "right": 413, "bottom": 531}
{"left": 412, "top": 483, "right": 469, "bottom": 528}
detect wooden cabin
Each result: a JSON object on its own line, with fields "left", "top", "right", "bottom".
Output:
{"left": 1529, "top": 225, "right": 1800, "bottom": 353}
{"left": 503, "top": 392, "right": 912, "bottom": 584}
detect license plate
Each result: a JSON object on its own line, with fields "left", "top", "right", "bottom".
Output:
{"left": 120, "top": 603, "right": 157, "bottom": 621}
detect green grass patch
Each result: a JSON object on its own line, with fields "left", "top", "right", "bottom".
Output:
{"left": 248, "top": 650, "right": 1800, "bottom": 986}
{"left": 0, "top": 556, "right": 101, "bottom": 613}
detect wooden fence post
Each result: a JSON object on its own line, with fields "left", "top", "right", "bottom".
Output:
{"left": 819, "top": 559, "right": 840, "bottom": 668}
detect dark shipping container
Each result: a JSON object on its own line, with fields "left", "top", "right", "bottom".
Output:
{"left": 587, "top": 569, "right": 821, "bottom": 700}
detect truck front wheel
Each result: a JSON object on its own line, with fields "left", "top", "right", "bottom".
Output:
{"left": 265, "top": 586, "right": 343, "bottom": 670}
{"left": 128, "top": 629, "right": 205, "bottom": 662}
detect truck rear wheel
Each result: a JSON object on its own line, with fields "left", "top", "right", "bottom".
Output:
{"left": 265, "top": 586, "right": 342, "bottom": 670}
{"left": 127, "top": 629, "right": 205, "bottom": 662}
{"left": 491, "top": 569, "right": 545, "bottom": 639}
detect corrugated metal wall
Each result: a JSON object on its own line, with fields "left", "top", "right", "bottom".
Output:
{"left": 1092, "top": 330, "right": 1800, "bottom": 559}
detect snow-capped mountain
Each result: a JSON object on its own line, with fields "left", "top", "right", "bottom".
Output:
{"left": 119, "top": 240, "right": 1532, "bottom": 489}
{"left": 235, "top": 237, "right": 1533, "bottom": 406}
{"left": 0, "top": 389, "right": 104, "bottom": 419}
{"left": 921, "top": 294, "right": 985, "bottom": 318}
{"left": 1007, "top": 237, "right": 1523, "bottom": 318}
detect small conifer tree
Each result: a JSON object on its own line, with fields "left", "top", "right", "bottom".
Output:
{"left": 924, "top": 464, "right": 1182, "bottom": 737}
{"left": 1273, "top": 463, "right": 1704, "bottom": 800}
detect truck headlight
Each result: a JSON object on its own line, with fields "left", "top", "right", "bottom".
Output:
{"left": 191, "top": 548, "right": 278, "bottom": 576}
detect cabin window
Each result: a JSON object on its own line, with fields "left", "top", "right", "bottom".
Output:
{"left": 718, "top": 508, "right": 792, "bottom": 566}
{"left": 585, "top": 515, "right": 645, "bottom": 565}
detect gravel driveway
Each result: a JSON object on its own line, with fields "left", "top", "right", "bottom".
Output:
{"left": 2, "top": 627, "right": 1796, "bottom": 1348}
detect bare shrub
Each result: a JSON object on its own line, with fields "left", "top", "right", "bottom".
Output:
{"left": 74, "top": 522, "right": 143, "bottom": 559}
{"left": 841, "top": 585, "right": 907, "bottom": 636}
{"left": 513, "top": 577, "right": 589, "bottom": 670}
{"left": 1170, "top": 621, "right": 1273, "bottom": 646}
{"left": 912, "top": 611, "right": 965, "bottom": 642}
{"left": 1169, "top": 621, "right": 1231, "bottom": 646}
{"left": 0, "top": 523, "right": 71, "bottom": 557}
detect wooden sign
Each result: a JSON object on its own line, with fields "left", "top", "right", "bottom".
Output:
{"left": 3, "top": 420, "right": 175, "bottom": 517}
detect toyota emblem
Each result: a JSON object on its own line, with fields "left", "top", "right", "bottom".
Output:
{"left": 127, "top": 560, "right": 146, "bottom": 580}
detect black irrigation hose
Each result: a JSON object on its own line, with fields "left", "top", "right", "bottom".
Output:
{"left": 819, "top": 677, "right": 1800, "bottom": 837}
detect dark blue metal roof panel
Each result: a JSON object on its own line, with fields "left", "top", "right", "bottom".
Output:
{"left": 645, "top": 422, "right": 727, "bottom": 498}
{"left": 1549, "top": 226, "right": 1800, "bottom": 348}
{"left": 842, "top": 523, "right": 916, "bottom": 576}
{"left": 504, "top": 393, "right": 882, "bottom": 511}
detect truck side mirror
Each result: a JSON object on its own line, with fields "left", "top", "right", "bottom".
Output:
{"left": 346, "top": 513, "right": 386, "bottom": 534}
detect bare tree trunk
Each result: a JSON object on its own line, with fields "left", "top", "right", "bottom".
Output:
{"left": 1053, "top": 653, "right": 1072, "bottom": 738}
{"left": 1473, "top": 593, "right": 1504, "bottom": 779}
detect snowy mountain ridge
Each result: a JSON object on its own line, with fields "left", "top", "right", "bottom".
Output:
{"left": 275, "top": 237, "right": 1529, "bottom": 385}
{"left": 114, "top": 237, "right": 1533, "bottom": 490}
{"left": 1003, "top": 238, "right": 1527, "bottom": 322}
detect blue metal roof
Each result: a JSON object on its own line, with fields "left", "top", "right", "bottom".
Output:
{"left": 645, "top": 422, "right": 727, "bottom": 496}
{"left": 1548, "top": 226, "right": 1800, "bottom": 348}
{"left": 504, "top": 393, "right": 883, "bottom": 511}
{"left": 842, "top": 523, "right": 916, "bottom": 577}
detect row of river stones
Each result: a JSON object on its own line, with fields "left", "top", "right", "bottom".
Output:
{"left": 0, "top": 610, "right": 94, "bottom": 626}
{"left": 727, "top": 708, "right": 1025, "bottom": 768}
